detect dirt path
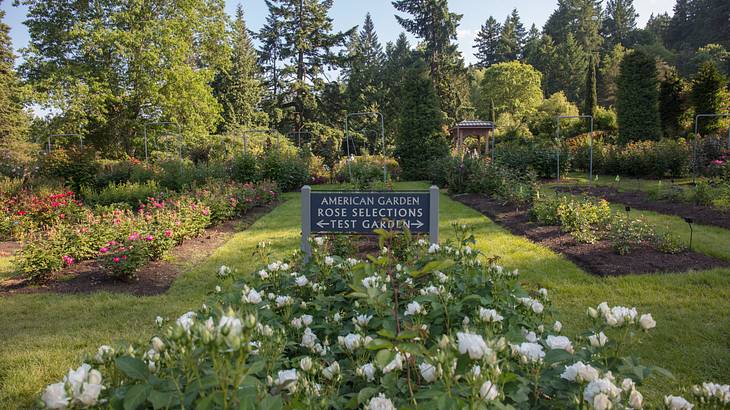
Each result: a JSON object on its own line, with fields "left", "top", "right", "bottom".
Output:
{"left": 0, "top": 204, "right": 277, "bottom": 296}
{"left": 554, "top": 185, "right": 730, "bottom": 230}
{"left": 454, "top": 193, "right": 730, "bottom": 276}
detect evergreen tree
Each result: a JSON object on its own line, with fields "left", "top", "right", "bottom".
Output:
{"left": 691, "top": 61, "right": 729, "bottom": 135}
{"left": 598, "top": 44, "right": 626, "bottom": 106}
{"left": 214, "top": 5, "right": 266, "bottom": 133}
{"left": 555, "top": 33, "right": 588, "bottom": 103}
{"left": 544, "top": 0, "right": 603, "bottom": 51}
{"left": 603, "top": 0, "right": 638, "bottom": 47}
{"left": 382, "top": 33, "right": 415, "bottom": 147}
{"left": 0, "top": 0, "right": 27, "bottom": 143}
{"left": 616, "top": 49, "right": 661, "bottom": 142}
{"left": 257, "top": 2, "right": 285, "bottom": 109}
{"left": 392, "top": 0, "right": 465, "bottom": 119}
{"left": 395, "top": 60, "right": 449, "bottom": 180}
{"left": 521, "top": 24, "right": 541, "bottom": 62}
{"left": 525, "top": 34, "right": 559, "bottom": 96}
{"left": 584, "top": 53, "right": 597, "bottom": 115}
{"left": 473, "top": 16, "right": 501, "bottom": 68}
{"left": 645, "top": 12, "right": 671, "bottom": 42}
{"left": 659, "top": 67, "right": 686, "bottom": 137}
{"left": 265, "top": 0, "right": 353, "bottom": 129}
{"left": 496, "top": 9, "right": 525, "bottom": 61}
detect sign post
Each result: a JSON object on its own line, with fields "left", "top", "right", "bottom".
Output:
{"left": 301, "top": 186, "right": 439, "bottom": 258}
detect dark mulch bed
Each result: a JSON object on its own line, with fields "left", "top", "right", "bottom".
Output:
{"left": 554, "top": 185, "right": 730, "bottom": 231}
{"left": 0, "top": 204, "right": 277, "bottom": 297}
{"left": 0, "top": 241, "right": 20, "bottom": 257}
{"left": 454, "top": 193, "right": 730, "bottom": 276}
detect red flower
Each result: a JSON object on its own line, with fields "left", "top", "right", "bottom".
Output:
{"left": 164, "top": 229, "right": 172, "bottom": 238}
{"left": 113, "top": 257, "right": 120, "bottom": 263}
{"left": 62, "top": 255, "right": 74, "bottom": 265}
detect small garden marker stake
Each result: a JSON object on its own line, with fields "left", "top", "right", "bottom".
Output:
{"left": 684, "top": 217, "right": 694, "bottom": 251}
{"left": 625, "top": 205, "right": 631, "bottom": 218}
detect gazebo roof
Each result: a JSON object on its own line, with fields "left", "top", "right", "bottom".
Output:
{"left": 451, "top": 120, "right": 496, "bottom": 130}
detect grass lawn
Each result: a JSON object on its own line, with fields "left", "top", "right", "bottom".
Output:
{"left": 1, "top": 182, "right": 729, "bottom": 407}
{"left": 539, "top": 184, "right": 730, "bottom": 261}
{"left": 559, "top": 171, "right": 695, "bottom": 191}
{"left": 0, "top": 256, "right": 13, "bottom": 280}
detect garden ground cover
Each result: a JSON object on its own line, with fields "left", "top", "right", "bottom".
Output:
{"left": 0, "top": 183, "right": 729, "bottom": 408}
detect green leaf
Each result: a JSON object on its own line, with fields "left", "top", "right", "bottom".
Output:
{"left": 357, "top": 387, "right": 379, "bottom": 404}
{"left": 543, "top": 349, "right": 573, "bottom": 365}
{"left": 259, "top": 395, "right": 283, "bottom": 410}
{"left": 396, "top": 330, "right": 419, "bottom": 340}
{"left": 375, "top": 349, "right": 394, "bottom": 369}
{"left": 377, "top": 329, "right": 397, "bottom": 339}
{"left": 246, "top": 360, "right": 266, "bottom": 375}
{"left": 115, "top": 356, "right": 149, "bottom": 381}
{"left": 123, "top": 384, "right": 151, "bottom": 410}
{"left": 366, "top": 338, "right": 394, "bottom": 350}
{"left": 148, "top": 389, "right": 179, "bottom": 409}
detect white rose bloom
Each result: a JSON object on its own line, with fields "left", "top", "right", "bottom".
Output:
{"left": 524, "top": 330, "right": 538, "bottom": 343}
{"left": 217, "top": 265, "right": 231, "bottom": 278}
{"left": 362, "top": 276, "right": 380, "bottom": 289}
{"left": 41, "top": 382, "right": 70, "bottom": 409}
{"left": 587, "top": 307, "right": 599, "bottom": 318}
{"left": 553, "top": 321, "right": 563, "bottom": 333}
{"left": 420, "top": 285, "right": 441, "bottom": 296}
{"left": 87, "top": 369, "right": 102, "bottom": 386}
{"left": 479, "top": 308, "right": 504, "bottom": 323}
{"left": 513, "top": 342, "right": 545, "bottom": 364}
{"left": 589, "top": 331, "right": 608, "bottom": 347}
{"left": 333, "top": 312, "right": 341, "bottom": 322}
{"left": 629, "top": 389, "right": 644, "bottom": 409}
{"left": 324, "top": 256, "right": 335, "bottom": 266}
{"left": 471, "top": 364, "right": 481, "bottom": 377}
{"left": 176, "top": 311, "right": 196, "bottom": 331}
{"left": 274, "top": 369, "right": 298, "bottom": 393}
{"left": 359, "top": 363, "right": 377, "bottom": 382}
{"left": 151, "top": 337, "right": 165, "bottom": 353}
{"left": 347, "top": 257, "right": 359, "bottom": 266}
{"left": 155, "top": 316, "right": 164, "bottom": 326}
{"left": 419, "top": 362, "right": 438, "bottom": 383}
{"left": 77, "top": 382, "right": 103, "bottom": 406}
{"left": 593, "top": 393, "right": 611, "bottom": 410}
{"left": 301, "top": 328, "right": 318, "bottom": 349}
{"left": 583, "top": 377, "right": 622, "bottom": 404}
{"left": 531, "top": 300, "right": 544, "bottom": 314}
{"left": 479, "top": 380, "right": 499, "bottom": 401}
{"left": 538, "top": 288, "right": 548, "bottom": 298}
{"left": 243, "top": 288, "right": 263, "bottom": 304}
{"left": 94, "top": 345, "right": 113, "bottom": 363}
{"left": 258, "top": 269, "right": 269, "bottom": 279}
{"left": 314, "top": 236, "right": 325, "bottom": 246}
{"left": 295, "top": 275, "right": 309, "bottom": 287}
{"left": 66, "top": 364, "right": 91, "bottom": 397}
{"left": 354, "top": 314, "right": 372, "bottom": 327}
{"left": 621, "top": 378, "right": 635, "bottom": 392}
{"left": 597, "top": 302, "right": 610, "bottom": 316}
{"left": 301, "top": 314, "right": 313, "bottom": 326}
{"left": 340, "top": 333, "right": 363, "bottom": 351}
{"left": 366, "top": 393, "right": 396, "bottom": 410}
{"left": 639, "top": 313, "right": 656, "bottom": 330}
{"left": 322, "top": 361, "right": 340, "bottom": 380}
{"left": 546, "top": 335, "right": 574, "bottom": 353}
{"left": 275, "top": 295, "right": 292, "bottom": 307}
{"left": 383, "top": 352, "right": 404, "bottom": 373}
{"left": 457, "top": 332, "right": 491, "bottom": 360}
{"left": 404, "top": 301, "right": 425, "bottom": 316}
{"left": 290, "top": 317, "right": 303, "bottom": 329}
{"left": 434, "top": 271, "right": 448, "bottom": 283}
{"left": 665, "top": 395, "right": 694, "bottom": 409}
{"left": 428, "top": 243, "right": 440, "bottom": 253}
{"left": 561, "top": 361, "right": 599, "bottom": 383}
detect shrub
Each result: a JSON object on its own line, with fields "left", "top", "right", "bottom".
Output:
{"left": 258, "top": 149, "right": 309, "bottom": 192}
{"left": 531, "top": 196, "right": 611, "bottom": 244}
{"left": 229, "top": 152, "right": 259, "bottom": 184}
{"left": 40, "top": 148, "right": 98, "bottom": 192}
{"left": 44, "top": 227, "right": 692, "bottom": 409}
{"left": 98, "top": 239, "right": 148, "bottom": 280}
{"left": 335, "top": 155, "right": 399, "bottom": 190}
{"left": 82, "top": 181, "right": 163, "bottom": 208}
{"left": 609, "top": 217, "right": 655, "bottom": 255}
{"left": 434, "top": 155, "right": 535, "bottom": 202}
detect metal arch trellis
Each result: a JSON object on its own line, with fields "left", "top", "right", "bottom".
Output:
{"left": 556, "top": 115, "right": 594, "bottom": 183}
{"left": 344, "top": 112, "right": 386, "bottom": 183}
{"left": 239, "top": 129, "right": 278, "bottom": 154}
{"left": 692, "top": 113, "right": 730, "bottom": 183}
{"left": 288, "top": 130, "right": 312, "bottom": 148}
{"left": 46, "top": 133, "right": 84, "bottom": 153}
{"left": 143, "top": 122, "right": 182, "bottom": 163}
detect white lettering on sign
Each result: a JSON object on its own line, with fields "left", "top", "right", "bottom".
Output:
{"left": 311, "top": 192, "right": 429, "bottom": 233}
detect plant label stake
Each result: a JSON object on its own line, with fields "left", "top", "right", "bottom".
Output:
{"left": 684, "top": 217, "right": 694, "bottom": 251}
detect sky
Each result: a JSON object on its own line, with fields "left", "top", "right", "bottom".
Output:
{"left": 1, "top": 0, "right": 677, "bottom": 66}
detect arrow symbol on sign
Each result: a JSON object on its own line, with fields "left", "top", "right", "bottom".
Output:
{"left": 412, "top": 220, "right": 424, "bottom": 229}
{"left": 316, "top": 221, "right": 329, "bottom": 228}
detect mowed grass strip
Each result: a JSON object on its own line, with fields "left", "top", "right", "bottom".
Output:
{"left": 1, "top": 183, "right": 728, "bottom": 407}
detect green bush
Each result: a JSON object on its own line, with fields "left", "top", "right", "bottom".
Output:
{"left": 258, "top": 150, "right": 309, "bottom": 192}
{"left": 335, "top": 155, "right": 399, "bottom": 190}
{"left": 40, "top": 148, "right": 98, "bottom": 192}
{"left": 83, "top": 181, "right": 163, "bottom": 208}
{"left": 495, "top": 142, "right": 570, "bottom": 179}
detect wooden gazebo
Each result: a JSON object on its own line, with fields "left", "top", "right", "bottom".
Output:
{"left": 449, "top": 120, "right": 496, "bottom": 155}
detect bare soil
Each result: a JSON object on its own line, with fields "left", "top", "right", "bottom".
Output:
{"left": 0, "top": 241, "right": 20, "bottom": 257}
{"left": 453, "top": 193, "right": 730, "bottom": 276}
{"left": 554, "top": 185, "right": 730, "bottom": 230}
{"left": 0, "top": 204, "right": 277, "bottom": 297}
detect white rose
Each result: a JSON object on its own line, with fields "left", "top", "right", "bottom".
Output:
{"left": 419, "top": 362, "right": 438, "bottom": 383}
{"left": 176, "top": 311, "right": 196, "bottom": 331}
{"left": 629, "top": 389, "right": 643, "bottom": 409}
{"left": 593, "top": 393, "right": 611, "bottom": 410}
{"left": 244, "top": 289, "right": 262, "bottom": 304}
{"left": 404, "top": 301, "right": 425, "bottom": 316}
{"left": 665, "top": 395, "right": 694, "bottom": 409}
{"left": 77, "top": 382, "right": 103, "bottom": 406}
{"left": 478, "top": 308, "right": 504, "bottom": 323}
{"left": 561, "top": 361, "right": 599, "bottom": 383}
{"left": 538, "top": 288, "right": 548, "bottom": 298}
{"left": 589, "top": 331, "right": 608, "bottom": 347}
{"left": 324, "top": 256, "right": 334, "bottom": 266}
{"left": 300, "top": 357, "right": 313, "bottom": 372}
{"left": 359, "top": 363, "right": 376, "bottom": 382}
{"left": 553, "top": 321, "right": 562, "bottom": 333}
{"left": 41, "top": 382, "right": 69, "bottom": 409}
{"left": 301, "top": 314, "right": 313, "bottom": 326}
{"left": 366, "top": 393, "right": 396, "bottom": 410}
{"left": 621, "top": 378, "right": 635, "bottom": 392}
{"left": 457, "top": 332, "right": 491, "bottom": 360}
{"left": 322, "top": 361, "right": 340, "bottom": 380}
{"left": 295, "top": 275, "right": 309, "bottom": 287}
{"left": 274, "top": 369, "right": 298, "bottom": 393}
{"left": 480, "top": 380, "right": 499, "bottom": 401}
{"left": 258, "top": 269, "right": 269, "bottom": 279}
{"left": 546, "top": 335, "right": 574, "bottom": 353}
{"left": 639, "top": 313, "right": 656, "bottom": 330}
{"left": 151, "top": 337, "right": 165, "bottom": 353}
{"left": 587, "top": 307, "right": 599, "bottom": 318}
{"left": 87, "top": 369, "right": 102, "bottom": 386}
{"left": 531, "top": 300, "right": 544, "bottom": 314}
{"left": 513, "top": 342, "right": 545, "bottom": 363}
{"left": 383, "top": 352, "right": 404, "bottom": 373}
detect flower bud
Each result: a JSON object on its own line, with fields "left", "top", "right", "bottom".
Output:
{"left": 300, "top": 357, "right": 313, "bottom": 372}
{"left": 151, "top": 337, "right": 165, "bottom": 353}
{"left": 245, "top": 314, "right": 257, "bottom": 328}
{"left": 438, "top": 334, "right": 450, "bottom": 349}
{"left": 587, "top": 307, "right": 599, "bottom": 319}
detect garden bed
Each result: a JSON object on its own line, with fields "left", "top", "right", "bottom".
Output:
{"left": 553, "top": 185, "right": 730, "bottom": 230}
{"left": 0, "top": 203, "right": 276, "bottom": 296}
{"left": 453, "top": 193, "right": 730, "bottom": 276}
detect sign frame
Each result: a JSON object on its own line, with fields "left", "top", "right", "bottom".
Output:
{"left": 300, "top": 185, "right": 439, "bottom": 257}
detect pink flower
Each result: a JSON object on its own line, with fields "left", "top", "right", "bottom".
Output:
{"left": 164, "top": 229, "right": 172, "bottom": 238}
{"left": 62, "top": 255, "right": 74, "bottom": 265}
{"left": 128, "top": 232, "right": 140, "bottom": 241}
{"left": 99, "top": 247, "right": 109, "bottom": 254}
{"left": 145, "top": 235, "right": 154, "bottom": 241}
{"left": 113, "top": 257, "right": 120, "bottom": 263}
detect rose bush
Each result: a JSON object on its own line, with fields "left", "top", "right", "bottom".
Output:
{"left": 40, "top": 225, "right": 724, "bottom": 409}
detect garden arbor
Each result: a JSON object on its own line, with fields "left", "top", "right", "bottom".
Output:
{"left": 344, "top": 112, "right": 386, "bottom": 183}
{"left": 449, "top": 120, "right": 496, "bottom": 158}
{"left": 239, "top": 129, "right": 278, "bottom": 154}
{"left": 556, "top": 115, "right": 594, "bottom": 182}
